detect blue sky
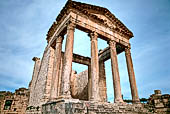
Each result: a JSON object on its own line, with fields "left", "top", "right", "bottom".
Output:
{"left": 0, "top": 0, "right": 170, "bottom": 102}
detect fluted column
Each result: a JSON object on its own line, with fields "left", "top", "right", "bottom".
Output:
{"left": 125, "top": 47, "right": 140, "bottom": 103}
{"left": 61, "top": 22, "right": 75, "bottom": 98}
{"left": 89, "top": 32, "right": 100, "bottom": 101}
{"left": 50, "top": 35, "right": 63, "bottom": 100}
{"left": 109, "top": 40, "right": 123, "bottom": 103}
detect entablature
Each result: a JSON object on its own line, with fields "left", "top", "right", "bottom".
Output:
{"left": 46, "top": 0, "right": 134, "bottom": 47}
{"left": 48, "top": 11, "right": 130, "bottom": 49}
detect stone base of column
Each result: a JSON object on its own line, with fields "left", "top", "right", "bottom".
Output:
{"left": 115, "top": 98, "right": 124, "bottom": 104}
{"left": 89, "top": 93, "right": 101, "bottom": 102}
{"left": 132, "top": 99, "right": 141, "bottom": 104}
{"left": 49, "top": 97, "right": 58, "bottom": 101}
{"left": 89, "top": 98, "right": 100, "bottom": 102}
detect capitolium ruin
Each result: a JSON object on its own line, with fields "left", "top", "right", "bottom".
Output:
{"left": 27, "top": 0, "right": 143, "bottom": 113}
{"left": 1, "top": 0, "right": 170, "bottom": 114}
{"left": 20, "top": 0, "right": 170, "bottom": 114}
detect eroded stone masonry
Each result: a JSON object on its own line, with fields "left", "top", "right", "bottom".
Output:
{"left": 0, "top": 0, "right": 170, "bottom": 114}
{"left": 0, "top": 88, "right": 29, "bottom": 114}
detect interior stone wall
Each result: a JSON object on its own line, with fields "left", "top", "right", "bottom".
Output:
{"left": 70, "top": 70, "right": 88, "bottom": 100}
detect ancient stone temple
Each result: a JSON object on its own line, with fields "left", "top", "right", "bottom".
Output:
{"left": 27, "top": 0, "right": 149, "bottom": 113}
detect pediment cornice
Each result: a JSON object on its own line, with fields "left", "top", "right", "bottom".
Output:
{"left": 46, "top": 0, "right": 133, "bottom": 41}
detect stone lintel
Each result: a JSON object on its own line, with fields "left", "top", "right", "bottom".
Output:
{"left": 99, "top": 44, "right": 125, "bottom": 62}
{"left": 99, "top": 47, "right": 110, "bottom": 62}
{"left": 61, "top": 52, "right": 91, "bottom": 65}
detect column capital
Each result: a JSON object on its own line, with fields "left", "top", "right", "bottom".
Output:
{"left": 67, "top": 21, "right": 76, "bottom": 31}
{"left": 56, "top": 35, "right": 64, "bottom": 43}
{"left": 88, "top": 32, "right": 98, "bottom": 41}
{"left": 32, "top": 57, "right": 40, "bottom": 61}
{"left": 108, "top": 40, "right": 116, "bottom": 48}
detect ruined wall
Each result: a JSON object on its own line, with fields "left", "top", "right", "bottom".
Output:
{"left": 70, "top": 70, "right": 88, "bottom": 100}
{"left": 29, "top": 46, "right": 55, "bottom": 107}
{"left": 0, "top": 88, "right": 29, "bottom": 114}
{"left": 29, "top": 57, "right": 41, "bottom": 106}
{"left": 44, "top": 46, "right": 55, "bottom": 101}
{"left": 146, "top": 90, "right": 170, "bottom": 113}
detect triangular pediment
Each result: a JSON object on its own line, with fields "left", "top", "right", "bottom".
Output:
{"left": 47, "top": 0, "right": 133, "bottom": 41}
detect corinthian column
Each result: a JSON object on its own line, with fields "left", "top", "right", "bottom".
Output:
{"left": 125, "top": 47, "right": 140, "bottom": 103}
{"left": 89, "top": 32, "right": 100, "bottom": 101}
{"left": 61, "top": 22, "right": 75, "bottom": 98}
{"left": 109, "top": 40, "right": 123, "bottom": 103}
{"left": 50, "top": 35, "right": 63, "bottom": 100}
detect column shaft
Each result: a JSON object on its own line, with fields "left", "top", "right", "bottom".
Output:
{"left": 88, "top": 65, "right": 92, "bottom": 100}
{"left": 50, "top": 36, "right": 63, "bottom": 100}
{"left": 109, "top": 40, "right": 123, "bottom": 103}
{"left": 57, "top": 56, "right": 64, "bottom": 96}
{"left": 89, "top": 32, "right": 100, "bottom": 101}
{"left": 125, "top": 47, "right": 140, "bottom": 103}
{"left": 61, "top": 22, "right": 75, "bottom": 98}
{"left": 99, "top": 61, "right": 107, "bottom": 102}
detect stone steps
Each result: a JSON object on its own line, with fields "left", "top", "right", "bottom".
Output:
{"left": 42, "top": 99, "right": 151, "bottom": 114}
